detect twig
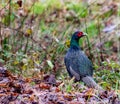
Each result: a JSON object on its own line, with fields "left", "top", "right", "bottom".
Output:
{"left": 117, "top": 6, "right": 120, "bottom": 64}
{"left": 79, "top": 0, "right": 97, "bottom": 16}
{"left": 0, "top": 0, "right": 11, "bottom": 12}
{"left": 24, "top": 37, "right": 29, "bottom": 54}
{"left": 0, "top": 22, "right": 25, "bottom": 35}
{"left": 8, "top": 0, "right": 11, "bottom": 26}
{"left": 97, "top": 19, "right": 104, "bottom": 62}
{"left": 16, "top": 2, "right": 36, "bottom": 30}
{"left": 0, "top": 23, "right": 2, "bottom": 48}
{"left": 84, "top": 18, "right": 93, "bottom": 60}
{"left": 0, "top": 21, "right": 41, "bottom": 45}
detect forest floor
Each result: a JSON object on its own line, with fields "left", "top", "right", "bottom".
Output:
{"left": 0, "top": 67, "right": 120, "bottom": 104}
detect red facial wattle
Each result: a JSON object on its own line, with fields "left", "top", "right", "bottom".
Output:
{"left": 77, "top": 32, "right": 83, "bottom": 37}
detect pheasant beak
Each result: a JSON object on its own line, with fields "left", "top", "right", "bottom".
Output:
{"left": 79, "top": 32, "right": 87, "bottom": 38}
{"left": 83, "top": 32, "right": 87, "bottom": 36}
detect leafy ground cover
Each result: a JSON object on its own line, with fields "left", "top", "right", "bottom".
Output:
{"left": 0, "top": 0, "right": 120, "bottom": 103}
{"left": 0, "top": 67, "right": 120, "bottom": 103}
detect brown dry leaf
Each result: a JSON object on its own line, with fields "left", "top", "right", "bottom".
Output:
{"left": 17, "top": 0, "right": 22, "bottom": 7}
{"left": 0, "top": 93, "right": 7, "bottom": 97}
{"left": 63, "top": 94, "right": 74, "bottom": 101}
{"left": 39, "top": 82, "right": 50, "bottom": 90}
{"left": 11, "top": 93, "right": 19, "bottom": 97}
{"left": 70, "top": 102, "right": 83, "bottom": 104}
{"left": 55, "top": 87, "right": 61, "bottom": 92}
{"left": 24, "top": 89, "right": 33, "bottom": 94}
{"left": 25, "top": 78, "right": 33, "bottom": 83}
{"left": 84, "top": 88, "right": 95, "bottom": 97}
{"left": 29, "top": 94, "right": 35, "bottom": 101}
{"left": 0, "top": 83, "right": 8, "bottom": 87}
{"left": 99, "top": 90, "right": 108, "bottom": 99}
{"left": 48, "top": 74, "right": 56, "bottom": 85}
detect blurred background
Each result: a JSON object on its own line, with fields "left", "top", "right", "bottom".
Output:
{"left": 0, "top": 0, "right": 120, "bottom": 90}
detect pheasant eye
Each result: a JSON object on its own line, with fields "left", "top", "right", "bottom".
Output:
{"left": 77, "top": 32, "right": 83, "bottom": 37}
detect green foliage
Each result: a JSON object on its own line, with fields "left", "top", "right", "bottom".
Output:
{"left": 59, "top": 75, "right": 74, "bottom": 93}
{"left": 104, "top": 41, "right": 114, "bottom": 48}
{"left": 2, "top": 12, "right": 15, "bottom": 26}
{"left": 32, "top": 2, "right": 46, "bottom": 14}
{"left": 47, "top": 0, "right": 62, "bottom": 9}
{"left": 66, "top": 2, "right": 88, "bottom": 18}
{"left": 85, "top": 21, "right": 98, "bottom": 37}
{"left": 101, "top": 9, "right": 115, "bottom": 19}
{"left": 32, "top": 0, "right": 62, "bottom": 14}
{"left": 118, "top": 9, "right": 120, "bottom": 16}
{"left": 102, "top": 61, "right": 120, "bottom": 70}
{"left": 95, "top": 61, "right": 120, "bottom": 89}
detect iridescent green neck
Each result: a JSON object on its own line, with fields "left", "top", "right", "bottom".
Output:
{"left": 70, "top": 38, "right": 80, "bottom": 49}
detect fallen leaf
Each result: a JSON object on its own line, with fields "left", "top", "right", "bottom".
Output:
{"left": 47, "top": 60, "right": 54, "bottom": 69}
{"left": 84, "top": 88, "right": 95, "bottom": 97}
{"left": 63, "top": 94, "right": 74, "bottom": 101}
{"left": 39, "top": 82, "right": 50, "bottom": 90}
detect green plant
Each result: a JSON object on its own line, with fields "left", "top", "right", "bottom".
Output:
{"left": 32, "top": 2, "right": 46, "bottom": 14}
{"left": 84, "top": 21, "right": 98, "bottom": 37}
{"left": 95, "top": 61, "right": 120, "bottom": 89}
{"left": 31, "top": 0, "right": 62, "bottom": 15}
{"left": 66, "top": 2, "right": 88, "bottom": 18}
